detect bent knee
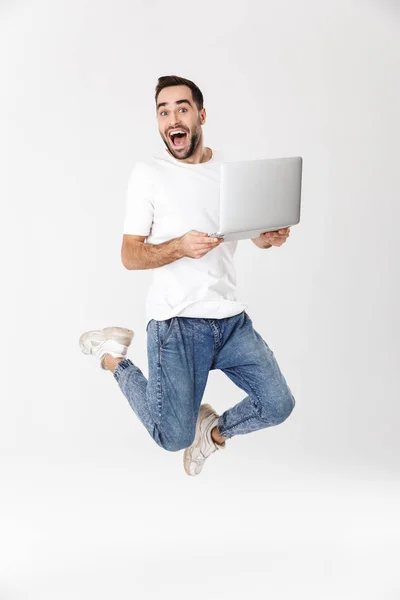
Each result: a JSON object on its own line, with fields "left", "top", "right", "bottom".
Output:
{"left": 264, "top": 391, "right": 295, "bottom": 425}
{"left": 160, "top": 432, "right": 195, "bottom": 452}
{"left": 278, "top": 391, "right": 295, "bottom": 422}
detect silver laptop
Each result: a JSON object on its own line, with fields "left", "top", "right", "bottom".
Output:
{"left": 209, "top": 156, "right": 303, "bottom": 242}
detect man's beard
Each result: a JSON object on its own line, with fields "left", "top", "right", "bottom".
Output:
{"left": 162, "top": 124, "right": 201, "bottom": 160}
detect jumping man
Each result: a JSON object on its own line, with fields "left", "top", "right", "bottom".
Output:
{"left": 79, "top": 75, "right": 295, "bottom": 476}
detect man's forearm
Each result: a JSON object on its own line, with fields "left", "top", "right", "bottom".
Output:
{"left": 122, "top": 237, "right": 185, "bottom": 270}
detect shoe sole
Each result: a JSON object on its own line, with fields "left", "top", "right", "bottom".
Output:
{"left": 79, "top": 326, "right": 134, "bottom": 355}
{"left": 183, "top": 403, "right": 216, "bottom": 476}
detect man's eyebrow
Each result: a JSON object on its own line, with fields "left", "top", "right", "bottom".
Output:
{"left": 157, "top": 99, "right": 193, "bottom": 111}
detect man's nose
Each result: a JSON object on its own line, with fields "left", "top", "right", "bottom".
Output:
{"left": 169, "top": 113, "right": 183, "bottom": 126}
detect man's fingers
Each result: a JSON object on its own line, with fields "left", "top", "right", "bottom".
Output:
{"left": 262, "top": 230, "right": 289, "bottom": 238}
{"left": 202, "top": 237, "right": 223, "bottom": 244}
{"left": 196, "top": 242, "right": 221, "bottom": 250}
{"left": 263, "top": 228, "right": 289, "bottom": 234}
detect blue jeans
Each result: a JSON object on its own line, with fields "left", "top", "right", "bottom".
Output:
{"left": 113, "top": 310, "right": 295, "bottom": 452}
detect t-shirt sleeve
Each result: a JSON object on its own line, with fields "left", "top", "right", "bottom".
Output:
{"left": 122, "top": 162, "right": 154, "bottom": 236}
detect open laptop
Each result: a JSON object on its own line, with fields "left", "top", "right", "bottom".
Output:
{"left": 209, "top": 156, "right": 303, "bottom": 242}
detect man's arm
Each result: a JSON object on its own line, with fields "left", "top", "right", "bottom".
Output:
{"left": 121, "top": 234, "right": 185, "bottom": 270}
{"left": 122, "top": 230, "right": 222, "bottom": 269}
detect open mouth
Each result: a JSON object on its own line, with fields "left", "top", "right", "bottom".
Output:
{"left": 168, "top": 128, "right": 188, "bottom": 148}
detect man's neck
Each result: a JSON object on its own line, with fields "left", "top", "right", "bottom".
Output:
{"left": 166, "top": 146, "right": 213, "bottom": 165}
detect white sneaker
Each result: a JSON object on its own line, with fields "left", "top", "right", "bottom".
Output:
{"left": 183, "top": 403, "right": 226, "bottom": 476}
{"left": 79, "top": 326, "right": 134, "bottom": 370}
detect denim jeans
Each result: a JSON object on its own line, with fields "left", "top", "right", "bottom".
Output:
{"left": 113, "top": 310, "right": 295, "bottom": 452}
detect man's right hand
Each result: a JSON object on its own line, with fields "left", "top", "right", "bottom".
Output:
{"left": 179, "top": 230, "right": 224, "bottom": 259}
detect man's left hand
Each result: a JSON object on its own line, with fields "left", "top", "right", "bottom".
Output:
{"left": 259, "top": 227, "right": 290, "bottom": 247}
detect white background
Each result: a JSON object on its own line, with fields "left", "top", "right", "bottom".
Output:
{"left": 1, "top": 0, "right": 399, "bottom": 598}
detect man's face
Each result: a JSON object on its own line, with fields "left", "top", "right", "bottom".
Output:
{"left": 156, "top": 85, "right": 206, "bottom": 160}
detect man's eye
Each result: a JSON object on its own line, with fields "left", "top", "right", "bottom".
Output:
{"left": 159, "top": 108, "right": 186, "bottom": 116}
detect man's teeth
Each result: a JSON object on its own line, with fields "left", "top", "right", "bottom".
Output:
{"left": 169, "top": 129, "right": 186, "bottom": 136}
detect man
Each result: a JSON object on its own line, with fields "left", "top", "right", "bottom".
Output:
{"left": 79, "top": 75, "right": 295, "bottom": 476}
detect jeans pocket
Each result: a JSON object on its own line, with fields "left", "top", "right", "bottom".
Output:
{"left": 157, "top": 317, "right": 176, "bottom": 350}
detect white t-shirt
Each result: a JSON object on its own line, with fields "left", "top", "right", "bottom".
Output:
{"left": 123, "top": 148, "right": 248, "bottom": 328}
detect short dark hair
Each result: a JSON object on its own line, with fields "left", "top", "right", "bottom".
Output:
{"left": 155, "top": 75, "right": 204, "bottom": 111}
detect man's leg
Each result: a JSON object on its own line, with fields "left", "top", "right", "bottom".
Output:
{"left": 211, "top": 311, "right": 296, "bottom": 440}
{"left": 210, "top": 421, "right": 227, "bottom": 445}
{"left": 110, "top": 317, "right": 215, "bottom": 452}
{"left": 102, "top": 355, "right": 124, "bottom": 371}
